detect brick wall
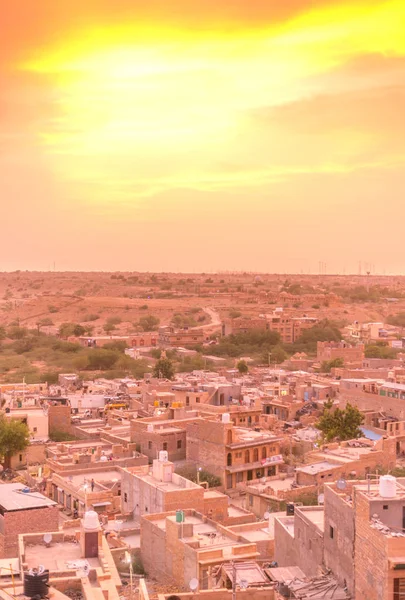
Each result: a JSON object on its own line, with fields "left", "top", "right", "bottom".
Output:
{"left": 48, "top": 405, "right": 72, "bottom": 435}
{"left": 0, "top": 505, "right": 59, "bottom": 558}
{"left": 323, "top": 484, "right": 355, "bottom": 595}
{"left": 354, "top": 490, "right": 388, "bottom": 599}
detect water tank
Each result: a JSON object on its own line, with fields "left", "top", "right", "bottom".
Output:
{"left": 100, "top": 455, "right": 108, "bottom": 462}
{"left": 379, "top": 475, "right": 396, "bottom": 498}
{"left": 24, "top": 569, "right": 50, "bottom": 598}
{"left": 176, "top": 510, "right": 185, "bottom": 523}
{"left": 83, "top": 510, "right": 100, "bottom": 530}
{"left": 159, "top": 450, "right": 169, "bottom": 462}
{"left": 222, "top": 413, "right": 231, "bottom": 424}
{"left": 147, "top": 424, "right": 154, "bottom": 433}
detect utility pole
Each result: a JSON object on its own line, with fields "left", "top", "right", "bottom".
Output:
{"left": 232, "top": 561, "right": 236, "bottom": 600}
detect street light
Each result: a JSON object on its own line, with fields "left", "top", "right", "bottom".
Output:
{"left": 125, "top": 551, "right": 133, "bottom": 600}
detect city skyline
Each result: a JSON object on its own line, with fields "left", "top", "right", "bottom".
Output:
{"left": 1, "top": 0, "right": 404, "bottom": 272}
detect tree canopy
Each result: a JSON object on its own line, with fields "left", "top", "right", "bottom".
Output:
{"left": 237, "top": 360, "right": 248, "bottom": 374}
{"left": 316, "top": 403, "right": 364, "bottom": 442}
{"left": 153, "top": 357, "right": 175, "bottom": 380}
{"left": 0, "top": 417, "right": 30, "bottom": 468}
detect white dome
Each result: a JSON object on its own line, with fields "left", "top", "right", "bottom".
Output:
{"left": 83, "top": 510, "right": 100, "bottom": 530}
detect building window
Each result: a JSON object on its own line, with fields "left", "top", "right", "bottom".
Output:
{"left": 245, "top": 450, "right": 250, "bottom": 463}
{"left": 196, "top": 397, "right": 200, "bottom": 403}
{"left": 124, "top": 493, "right": 128, "bottom": 503}
{"left": 148, "top": 441, "right": 152, "bottom": 450}
{"left": 186, "top": 396, "right": 190, "bottom": 406}
{"left": 383, "top": 505, "right": 388, "bottom": 510}
{"left": 262, "top": 447, "right": 267, "bottom": 460}
{"left": 33, "top": 427, "right": 38, "bottom": 433}
{"left": 19, "top": 454, "right": 23, "bottom": 462}
{"left": 249, "top": 495, "right": 253, "bottom": 506}
{"left": 253, "top": 448, "right": 259, "bottom": 462}
{"left": 163, "top": 442, "right": 168, "bottom": 451}
{"left": 177, "top": 440, "right": 182, "bottom": 449}
{"left": 236, "top": 472, "right": 243, "bottom": 483}
{"left": 329, "top": 526, "right": 334, "bottom": 539}
{"left": 227, "top": 453, "right": 232, "bottom": 467}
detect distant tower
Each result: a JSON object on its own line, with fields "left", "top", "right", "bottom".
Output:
{"left": 366, "top": 271, "right": 371, "bottom": 293}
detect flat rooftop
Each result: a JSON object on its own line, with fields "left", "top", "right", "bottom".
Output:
{"left": 299, "top": 507, "right": 325, "bottom": 533}
{"left": 0, "top": 484, "right": 56, "bottom": 511}
{"left": 297, "top": 461, "right": 338, "bottom": 475}
{"left": 67, "top": 470, "right": 122, "bottom": 489}
{"left": 24, "top": 540, "right": 100, "bottom": 572}
{"left": 136, "top": 473, "right": 199, "bottom": 492}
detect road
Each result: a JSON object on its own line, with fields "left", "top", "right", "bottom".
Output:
{"left": 192, "top": 307, "right": 221, "bottom": 330}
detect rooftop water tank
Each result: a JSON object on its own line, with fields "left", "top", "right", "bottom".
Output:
{"left": 222, "top": 413, "right": 230, "bottom": 424}
{"left": 159, "top": 450, "right": 169, "bottom": 462}
{"left": 24, "top": 568, "right": 49, "bottom": 598}
{"left": 379, "top": 475, "right": 396, "bottom": 498}
{"left": 83, "top": 510, "right": 100, "bottom": 530}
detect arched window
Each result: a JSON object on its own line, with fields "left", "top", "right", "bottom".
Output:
{"left": 245, "top": 450, "right": 250, "bottom": 463}
{"left": 262, "top": 447, "right": 267, "bottom": 460}
{"left": 227, "top": 430, "right": 233, "bottom": 445}
{"left": 253, "top": 448, "right": 259, "bottom": 462}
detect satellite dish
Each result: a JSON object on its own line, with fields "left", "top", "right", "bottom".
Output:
{"left": 264, "top": 512, "right": 270, "bottom": 520}
{"left": 318, "top": 494, "right": 325, "bottom": 505}
{"left": 337, "top": 479, "right": 347, "bottom": 490}
{"left": 261, "top": 478, "right": 266, "bottom": 484}
{"left": 239, "top": 580, "right": 249, "bottom": 590}
{"left": 43, "top": 533, "right": 52, "bottom": 547}
{"left": 189, "top": 579, "right": 199, "bottom": 592}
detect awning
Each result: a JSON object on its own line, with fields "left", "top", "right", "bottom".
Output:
{"left": 92, "top": 502, "right": 111, "bottom": 507}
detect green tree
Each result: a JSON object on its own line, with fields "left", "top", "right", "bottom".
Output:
{"left": 365, "top": 345, "right": 397, "bottom": 359}
{"left": 237, "top": 360, "right": 249, "bottom": 374}
{"left": 59, "top": 322, "right": 85, "bottom": 338}
{"left": 269, "top": 345, "right": 288, "bottom": 364}
{"left": 138, "top": 315, "right": 160, "bottom": 331}
{"left": 7, "top": 326, "right": 28, "bottom": 340}
{"left": 36, "top": 317, "right": 54, "bottom": 332}
{"left": 153, "top": 357, "right": 175, "bottom": 380}
{"left": 86, "top": 349, "right": 119, "bottom": 370}
{"left": 0, "top": 417, "right": 30, "bottom": 468}
{"left": 320, "top": 357, "right": 345, "bottom": 373}
{"left": 103, "top": 322, "right": 116, "bottom": 334}
{"left": 387, "top": 313, "right": 405, "bottom": 328}
{"left": 316, "top": 403, "right": 364, "bottom": 442}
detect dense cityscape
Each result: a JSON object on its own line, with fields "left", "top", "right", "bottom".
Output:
{"left": 0, "top": 272, "right": 405, "bottom": 599}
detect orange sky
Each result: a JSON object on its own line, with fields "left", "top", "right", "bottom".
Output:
{"left": 1, "top": 0, "right": 404, "bottom": 273}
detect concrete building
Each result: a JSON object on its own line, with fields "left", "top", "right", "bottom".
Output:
{"left": 295, "top": 437, "right": 397, "bottom": 488}
{"left": 317, "top": 341, "right": 365, "bottom": 366}
{"left": 121, "top": 456, "right": 204, "bottom": 519}
{"left": 19, "top": 513, "right": 122, "bottom": 600}
{"left": 130, "top": 417, "right": 190, "bottom": 462}
{"left": 186, "top": 417, "right": 283, "bottom": 490}
{"left": 275, "top": 505, "right": 325, "bottom": 578}
{"left": 140, "top": 510, "right": 259, "bottom": 589}
{"left": 222, "top": 318, "right": 268, "bottom": 337}
{"left": 159, "top": 326, "right": 205, "bottom": 347}
{"left": 0, "top": 483, "right": 58, "bottom": 558}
